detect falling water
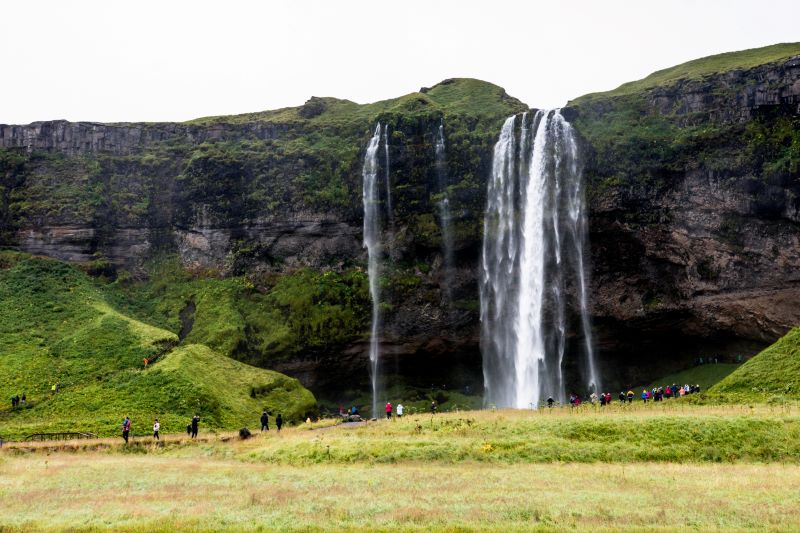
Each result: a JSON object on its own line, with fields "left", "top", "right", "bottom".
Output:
{"left": 362, "top": 123, "right": 383, "bottom": 416}
{"left": 480, "top": 110, "right": 600, "bottom": 408}
{"left": 382, "top": 125, "right": 394, "bottom": 237}
{"left": 434, "top": 121, "right": 455, "bottom": 303}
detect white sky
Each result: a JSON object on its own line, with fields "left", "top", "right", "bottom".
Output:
{"left": 2, "top": 0, "right": 798, "bottom": 124}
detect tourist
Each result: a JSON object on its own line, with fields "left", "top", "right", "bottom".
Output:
{"left": 153, "top": 418, "right": 160, "bottom": 440}
{"left": 385, "top": 401, "right": 392, "bottom": 420}
{"left": 122, "top": 416, "right": 131, "bottom": 443}
{"left": 599, "top": 393, "right": 607, "bottom": 407}
{"left": 590, "top": 392, "right": 598, "bottom": 404}
{"left": 276, "top": 413, "right": 283, "bottom": 432}
{"left": 619, "top": 391, "right": 626, "bottom": 404}
{"left": 396, "top": 403, "right": 404, "bottom": 417}
{"left": 260, "top": 411, "right": 269, "bottom": 431}
{"left": 547, "top": 396, "right": 555, "bottom": 408}
{"left": 641, "top": 389, "right": 649, "bottom": 403}
{"left": 191, "top": 414, "right": 200, "bottom": 438}
{"left": 186, "top": 423, "right": 192, "bottom": 436}
{"left": 626, "top": 390, "right": 634, "bottom": 403}
{"left": 431, "top": 401, "right": 437, "bottom": 414}
{"left": 605, "top": 392, "right": 612, "bottom": 405}
{"left": 21, "top": 393, "right": 26, "bottom": 405}
{"left": 351, "top": 405, "right": 358, "bottom": 415}
{"left": 143, "top": 357, "right": 149, "bottom": 368}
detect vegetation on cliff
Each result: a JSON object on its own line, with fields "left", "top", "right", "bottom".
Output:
{"left": 569, "top": 42, "right": 800, "bottom": 206}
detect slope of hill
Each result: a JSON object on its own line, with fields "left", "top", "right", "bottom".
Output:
{"left": 708, "top": 328, "right": 800, "bottom": 401}
{"left": 0, "top": 252, "right": 316, "bottom": 439}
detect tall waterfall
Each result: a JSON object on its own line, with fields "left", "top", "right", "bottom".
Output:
{"left": 480, "top": 110, "right": 600, "bottom": 409}
{"left": 435, "top": 121, "right": 455, "bottom": 303}
{"left": 362, "top": 123, "right": 383, "bottom": 416}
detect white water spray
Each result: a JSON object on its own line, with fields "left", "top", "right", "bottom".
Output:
{"left": 480, "top": 110, "right": 600, "bottom": 408}
{"left": 362, "top": 123, "right": 383, "bottom": 416}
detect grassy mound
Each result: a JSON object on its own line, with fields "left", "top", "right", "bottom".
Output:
{"left": 708, "top": 328, "right": 800, "bottom": 401}
{"left": 239, "top": 406, "right": 800, "bottom": 465}
{"left": 0, "top": 252, "right": 316, "bottom": 439}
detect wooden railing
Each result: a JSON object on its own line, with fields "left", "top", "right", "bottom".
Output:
{"left": 24, "top": 432, "right": 97, "bottom": 442}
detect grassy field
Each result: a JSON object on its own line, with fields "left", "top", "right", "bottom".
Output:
{"left": 2, "top": 407, "right": 800, "bottom": 531}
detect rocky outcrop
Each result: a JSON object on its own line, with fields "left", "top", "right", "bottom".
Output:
{"left": 0, "top": 120, "right": 291, "bottom": 155}
{"left": 648, "top": 55, "right": 800, "bottom": 123}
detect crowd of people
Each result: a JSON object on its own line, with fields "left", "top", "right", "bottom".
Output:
{"left": 553, "top": 383, "right": 702, "bottom": 408}
{"left": 118, "top": 411, "right": 292, "bottom": 443}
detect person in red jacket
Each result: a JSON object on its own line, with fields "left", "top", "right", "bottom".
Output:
{"left": 385, "top": 402, "right": 392, "bottom": 420}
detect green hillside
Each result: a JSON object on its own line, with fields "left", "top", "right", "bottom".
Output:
{"left": 708, "top": 328, "right": 800, "bottom": 401}
{"left": 572, "top": 42, "right": 800, "bottom": 104}
{"left": 0, "top": 252, "right": 316, "bottom": 439}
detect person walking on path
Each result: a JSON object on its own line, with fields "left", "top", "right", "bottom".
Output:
{"left": 385, "top": 402, "right": 392, "bottom": 420}
{"left": 276, "top": 414, "right": 283, "bottom": 432}
{"left": 122, "top": 416, "right": 131, "bottom": 443}
{"left": 153, "top": 419, "right": 160, "bottom": 440}
{"left": 190, "top": 415, "right": 199, "bottom": 439}
{"left": 260, "top": 411, "right": 269, "bottom": 431}
{"left": 396, "top": 403, "right": 404, "bottom": 418}
{"left": 430, "top": 401, "right": 437, "bottom": 414}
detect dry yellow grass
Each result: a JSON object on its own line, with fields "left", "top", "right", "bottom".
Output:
{"left": 1, "top": 453, "right": 799, "bottom": 532}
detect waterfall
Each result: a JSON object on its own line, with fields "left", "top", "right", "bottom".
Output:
{"left": 480, "top": 110, "right": 600, "bottom": 408}
{"left": 382, "top": 125, "right": 394, "bottom": 238}
{"left": 362, "top": 123, "right": 383, "bottom": 416}
{"left": 435, "top": 121, "right": 455, "bottom": 303}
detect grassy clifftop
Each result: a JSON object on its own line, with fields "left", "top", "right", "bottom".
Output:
{"left": 0, "top": 252, "right": 316, "bottom": 439}
{"left": 572, "top": 42, "right": 800, "bottom": 105}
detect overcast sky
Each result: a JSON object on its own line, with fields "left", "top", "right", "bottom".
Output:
{"left": 2, "top": 0, "right": 798, "bottom": 124}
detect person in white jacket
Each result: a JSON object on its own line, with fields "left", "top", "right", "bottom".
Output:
{"left": 396, "top": 404, "right": 404, "bottom": 418}
{"left": 153, "top": 419, "right": 160, "bottom": 440}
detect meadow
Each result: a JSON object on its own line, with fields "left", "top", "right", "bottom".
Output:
{"left": 2, "top": 405, "right": 800, "bottom": 532}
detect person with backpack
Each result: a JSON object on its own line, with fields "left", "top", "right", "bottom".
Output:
{"left": 153, "top": 419, "right": 160, "bottom": 440}
{"left": 260, "top": 411, "right": 269, "bottom": 431}
{"left": 190, "top": 415, "right": 199, "bottom": 439}
{"left": 276, "top": 414, "right": 283, "bottom": 432}
{"left": 396, "top": 403, "right": 404, "bottom": 418}
{"left": 122, "top": 416, "right": 131, "bottom": 443}
{"left": 385, "top": 401, "right": 392, "bottom": 420}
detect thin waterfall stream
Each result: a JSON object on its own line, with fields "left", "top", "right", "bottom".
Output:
{"left": 362, "top": 123, "right": 383, "bottom": 416}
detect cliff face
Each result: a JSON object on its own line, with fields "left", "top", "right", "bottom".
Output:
{"left": 1, "top": 47, "right": 799, "bottom": 396}
{"left": 571, "top": 45, "right": 800, "bottom": 386}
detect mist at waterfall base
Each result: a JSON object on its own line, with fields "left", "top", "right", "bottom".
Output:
{"left": 480, "top": 110, "right": 601, "bottom": 409}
